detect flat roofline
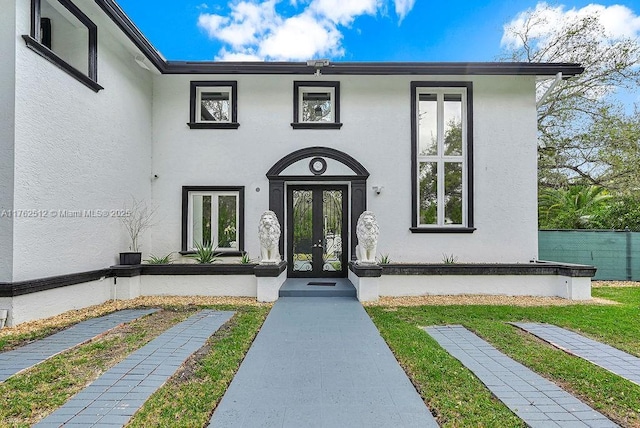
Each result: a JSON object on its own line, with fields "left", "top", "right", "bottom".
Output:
{"left": 98, "top": 0, "right": 584, "bottom": 77}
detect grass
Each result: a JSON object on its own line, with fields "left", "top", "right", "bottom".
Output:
{"left": 1, "top": 288, "right": 638, "bottom": 427}
{"left": 0, "top": 309, "right": 196, "bottom": 426}
{"left": 128, "top": 305, "right": 270, "bottom": 426}
{"left": 366, "top": 286, "right": 640, "bottom": 427}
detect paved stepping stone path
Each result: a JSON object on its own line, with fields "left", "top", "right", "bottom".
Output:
{"left": 512, "top": 322, "right": 640, "bottom": 387}
{"left": 209, "top": 297, "right": 438, "bottom": 427}
{"left": 0, "top": 309, "right": 158, "bottom": 382}
{"left": 35, "top": 310, "right": 234, "bottom": 428}
{"left": 424, "top": 325, "right": 618, "bottom": 428}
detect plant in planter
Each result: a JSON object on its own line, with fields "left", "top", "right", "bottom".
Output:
{"left": 239, "top": 252, "right": 255, "bottom": 264}
{"left": 119, "top": 197, "right": 156, "bottom": 265}
{"left": 144, "top": 253, "right": 173, "bottom": 264}
{"left": 186, "top": 241, "right": 222, "bottom": 264}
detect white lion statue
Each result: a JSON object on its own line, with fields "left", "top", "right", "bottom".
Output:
{"left": 258, "top": 210, "right": 281, "bottom": 264}
{"left": 356, "top": 210, "right": 379, "bottom": 264}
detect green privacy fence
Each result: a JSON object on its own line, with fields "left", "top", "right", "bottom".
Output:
{"left": 538, "top": 230, "right": 640, "bottom": 281}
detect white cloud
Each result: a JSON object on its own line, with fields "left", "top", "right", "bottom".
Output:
{"left": 260, "top": 13, "right": 343, "bottom": 60}
{"left": 394, "top": 0, "right": 415, "bottom": 22}
{"left": 501, "top": 2, "right": 640, "bottom": 48}
{"left": 216, "top": 48, "right": 263, "bottom": 61}
{"left": 198, "top": 1, "right": 280, "bottom": 48}
{"left": 197, "top": 0, "right": 416, "bottom": 61}
{"left": 310, "top": 0, "right": 380, "bottom": 26}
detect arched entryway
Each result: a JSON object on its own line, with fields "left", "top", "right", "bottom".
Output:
{"left": 266, "top": 147, "right": 369, "bottom": 277}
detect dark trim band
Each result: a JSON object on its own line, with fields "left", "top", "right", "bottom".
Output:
{"left": 0, "top": 269, "right": 111, "bottom": 297}
{"left": 381, "top": 262, "right": 596, "bottom": 277}
{"left": 266, "top": 146, "right": 369, "bottom": 178}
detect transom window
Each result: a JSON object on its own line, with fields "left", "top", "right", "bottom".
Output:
{"left": 188, "top": 81, "right": 239, "bottom": 129}
{"left": 292, "top": 81, "right": 342, "bottom": 129}
{"left": 23, "top": 0, "right": 101, "bottom": 92}
{"left": 411, "top": 82, "right": 474, "bottom": 232}
{"left": 182, "top": 186, "right": 244, "bottom": 252}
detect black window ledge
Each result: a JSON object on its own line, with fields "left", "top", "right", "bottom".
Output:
{"left": 291, "top": 122, "right": 343, "bottom": 129}
{"left": 22, "top": 35, "right": 103, "bottom": 92}
{"left": 410, "top": 227, "right": 476, "bottom": 233}
{"left": 179, "top": 250, "right": 244, "bottom": 257}
{"left": 187, "top": 122, "right": 240, "bottom": 129}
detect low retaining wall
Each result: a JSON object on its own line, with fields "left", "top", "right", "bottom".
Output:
{"left": 0, "top": 262, "right": 287, "bottom": 327}
{"left": 350, "top": 261, "right": 596, "bottom": 302}
{"left": 1, "top": 261, "right": 595, "bottom": 327}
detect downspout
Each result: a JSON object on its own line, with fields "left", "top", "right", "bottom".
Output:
{"left": 537, "top": 72, "right": 563, "bottom": 108}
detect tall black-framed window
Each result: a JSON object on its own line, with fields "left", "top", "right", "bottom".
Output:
{"left": 188, "top": 81, "right": 239, "bottom": 129}
{"left": 291, "top": 81, "right": 342, "bottom": 129}
{"left": 181, "top": 186, "right": 245, "bottom": 254}
{"left": 22, "top": 0, "right": 102, "bottom": 92}
{"left": 410, "top": 81, "right": 475, "bottom": 233}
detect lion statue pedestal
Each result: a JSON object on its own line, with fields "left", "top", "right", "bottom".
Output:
{"left": 259, "top": 210, "right": 281, "bottom": 264}
{"left": 355, "top": 210, "right": 379, "bottom": 264}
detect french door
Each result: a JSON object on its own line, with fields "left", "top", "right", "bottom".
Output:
{"left": 287, "top": 185, "right": 348, "bottom": 278}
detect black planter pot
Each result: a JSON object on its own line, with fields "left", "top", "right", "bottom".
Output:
{"left": 119, "top": 252, "right": 142, "bottom": 265}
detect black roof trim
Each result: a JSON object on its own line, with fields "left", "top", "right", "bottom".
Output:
{"left": 94, "top": 0, "right": 165, "bottom": 72}
{"left": 163, "top": 61, "right": 584, "bottom": 76}
{"left": 96, "top": 1, "right": 584, "bottom": 77}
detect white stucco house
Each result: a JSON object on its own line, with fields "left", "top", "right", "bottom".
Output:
{"left": 0, "top": 0, "right": 594, "bottom": 326}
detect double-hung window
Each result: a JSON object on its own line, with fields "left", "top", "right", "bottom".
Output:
{"left": 188, "top": 81, "right": 239, "bottom": 129}
{"left": 292, "top": 81, "right": 342, "bottom": 129}
{"left": 182, "top": 186, "right": 244, "bottom": 252}
{"left": 411, "top": 82, "right": 474, "bottom": 232}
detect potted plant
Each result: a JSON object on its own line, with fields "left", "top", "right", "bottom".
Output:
{"left": 119, "top": 197, "right": 156, "bottom": 265}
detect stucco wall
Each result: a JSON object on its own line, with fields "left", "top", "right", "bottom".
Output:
{"left": 150, "top": 74, "right": 538, "bottom": 264}
{"left": 0, "top": 3, "right": 16, "bottom": 282}
{"left": 11, "top": 1, "right": 153, "bottom": 281}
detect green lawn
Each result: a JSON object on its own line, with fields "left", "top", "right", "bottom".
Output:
{"left": 1, "top": 289, "right": 638, "bottom": 427}
{"left": 366, "top": 287, "right": 640, "bottom": 427}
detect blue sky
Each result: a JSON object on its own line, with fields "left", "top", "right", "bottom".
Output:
{"left": 116, "top": 0, "right": 640, "bottom": 62}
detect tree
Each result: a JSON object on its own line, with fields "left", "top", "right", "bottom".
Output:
{"left": 538, "top": 185, "right": 612, "bottom": 229}
{"left": 500, "top": 4, "right": 640, "bottom": 190}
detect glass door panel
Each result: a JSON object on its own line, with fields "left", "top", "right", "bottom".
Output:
{"left": 292, "top": 190, "right": 313, "bottom": 273}
{"left": 288, "top": 186, "right": 347, "bottom": 277}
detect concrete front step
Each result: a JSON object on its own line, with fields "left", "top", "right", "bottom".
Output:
{"left": 278, "top": 278, "right": 357, "bottom": 297}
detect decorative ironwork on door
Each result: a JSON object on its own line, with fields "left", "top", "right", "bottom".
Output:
{"left": 289, "top": 186, "right": 347, "bottom": 277}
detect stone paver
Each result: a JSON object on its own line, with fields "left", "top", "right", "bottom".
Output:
{"left": 424, "top": 325, "right": 618, "bottom": 428}
{"left": 0, "top": 309, "right": 158, "bottom": 382}
{"left": 512, "top": 322, "right": 640, "bottom": 386}
{"left": 209, "top": 297, "right": 438, "bottom": 427}
{"left": 35, "top": 310, "right": 234, "bottom": 428}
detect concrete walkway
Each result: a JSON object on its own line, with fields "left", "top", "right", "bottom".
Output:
{"left": 0, "top": 309, "right": 158, "bottom": 382}
{"left": 35, "top": 310, "right": 234, "bottom": 428}
{"left": 512, "top": 322, "right": 640, "bottom": 386}
{"left": 209, "top": 297, "right": 438, "bottom": 427}
{"left": 425, "top": 325, "right": 618, "bottom": 428}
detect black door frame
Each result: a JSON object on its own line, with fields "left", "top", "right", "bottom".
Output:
{"left": 287, "top": 185, "right": 348, "bottom": 278}
{"left": 266, "top": 147, "right": 370, "bottom": 269}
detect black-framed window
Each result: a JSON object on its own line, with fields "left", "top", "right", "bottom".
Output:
{"left": 188, "top": 81, "right": 239, "bottom": 129}
{"left": 291, "top": 81, "right": 342, "bottom": 129}
{"left": 22, "top": 0, "right": 102, "bottom": 92}
{"left": 410, "top": 82, "right": 475, "bottom": 233}
{"left": 181, "top": 186, "right": 245, "bottom": 253}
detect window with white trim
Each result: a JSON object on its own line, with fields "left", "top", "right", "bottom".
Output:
{"left": 292, "top": 81, "right": 342, "bottom": 129}
{"left": 182, "top": 187, "right": 244, "bottom": 251}
{"left": 411, "top": 82, "right": 474, "bottom": 232}
{"left": 188, "top": 81, "right": 239, "bottom": 129}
